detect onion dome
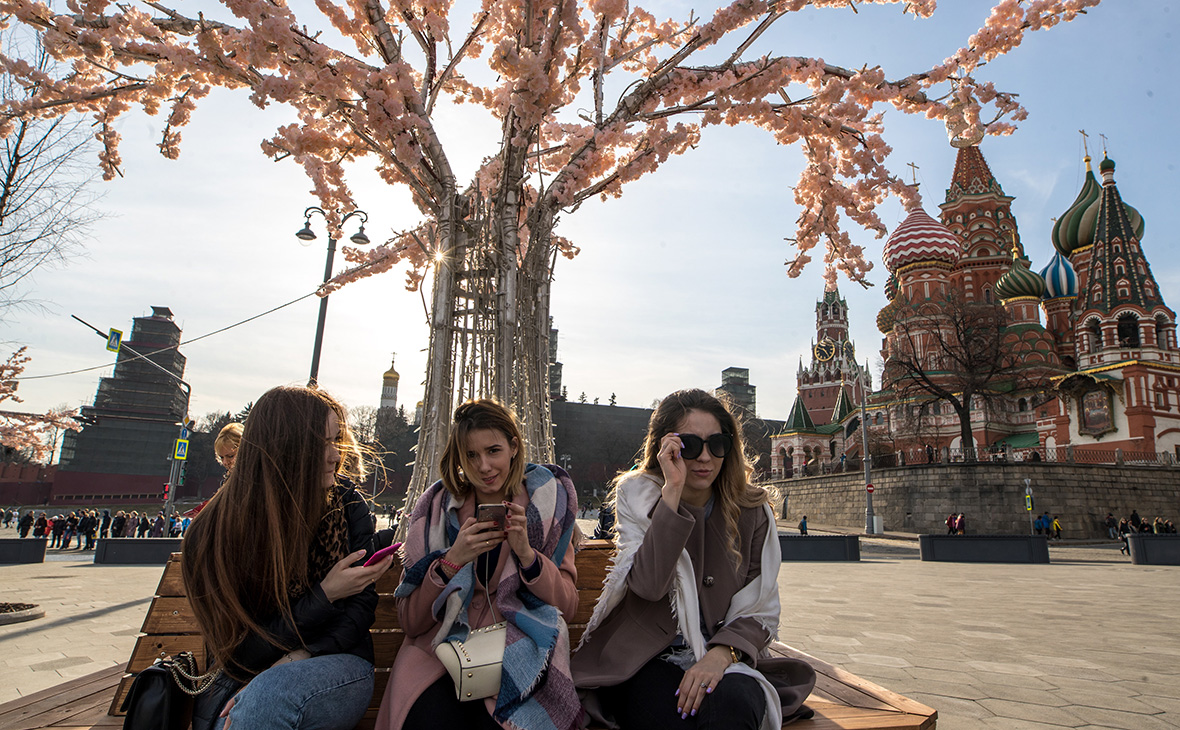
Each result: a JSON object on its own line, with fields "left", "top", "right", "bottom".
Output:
{"left": 876, "top": 300, "right": 897, "bottom": 333}
{"left": 884, "top": 272, "right": 898, "bottom": 301}
{"left": 383, "top": 356, "right": 400, "bottom": 384}
{"left": 1039, "top": 251, "right": 1078, "bottom": 299}
{"left": 1051, "top": 157, "right": 1101, "bottom": 256}
{"left": 995, "top": 250, "right": 1046, "bottom": 301}
{"left": 882, "top": 207, "right": 962, "bottom": 272}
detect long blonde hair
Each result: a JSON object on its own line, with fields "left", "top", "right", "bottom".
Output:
{"left": 626, "top": 388, "right": 771, "bottom": 566}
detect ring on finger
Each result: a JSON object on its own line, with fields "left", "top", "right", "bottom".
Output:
{"left": 700, "top": 682, "right": 709, "bottom": 688}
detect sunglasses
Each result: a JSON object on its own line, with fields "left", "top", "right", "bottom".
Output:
{"left": 678, "top": 433, "right": 733, "bottom": 460}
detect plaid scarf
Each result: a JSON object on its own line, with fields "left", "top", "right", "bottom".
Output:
{"left": 397, "top": 464, "right": 582, "bottom": 730}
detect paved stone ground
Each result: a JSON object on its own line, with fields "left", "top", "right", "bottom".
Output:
{"left": 2, "top": 521, "right": 1178, "bottom": 729}
{"left": 775, "top": 530, "right": 1180, "bottom": 730}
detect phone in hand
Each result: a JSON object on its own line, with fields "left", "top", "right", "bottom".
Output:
{"left": 476, "top": 504, "right": 507, "bottom": 531}
{"left": 363, "top": 542, "right": 401, "bottom": 567}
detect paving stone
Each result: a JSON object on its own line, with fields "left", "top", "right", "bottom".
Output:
{"left": 973, "top": 683, "right": 1071, "bottom": 706}
{"left": 967, "top": 660, "right": 1045, "bottom": 677}
{"left": 846, "top": 653, "right": 911, "bottom": 668}
{"left": 976, "top": 698, "right": 1085, "bottom": 725}
{"left": 1051, "top": 688, "right": 1165, "bottom": 713}
{"left": 1065, "top": 705, "right": 1174, "bottom": 730}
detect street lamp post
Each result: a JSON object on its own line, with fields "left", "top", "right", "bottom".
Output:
{"left": 860, "top": 385, "right": 875, "bottom": 535}
{"left": 296, "top": 207, "right": 369, "bottom": 385}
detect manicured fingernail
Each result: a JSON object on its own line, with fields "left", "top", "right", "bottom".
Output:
{"left": 706, "top": 686, "right": 713, "bottom": 694}
{"left": 681, "top": 712, "right": 688, "bottom": 720}
{"left": 674, "top": 689, "right": 679, "bottom": 696}
{"left": 691, "top": 709, "right": 697, "bottom": 716}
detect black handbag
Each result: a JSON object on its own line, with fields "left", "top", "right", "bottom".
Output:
{"left": 121, "top": 652, "right": 218, "bottom": 730}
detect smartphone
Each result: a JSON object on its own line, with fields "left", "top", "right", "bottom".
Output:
{"left": 363, "top": 542, "right": 401, "bottom": 567}
{"left": 476, "top": 504, "right": 507, "bottom": 531}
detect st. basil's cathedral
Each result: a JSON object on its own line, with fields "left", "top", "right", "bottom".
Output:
{"left": 771, "top": 143, "right": 1179, "bottom": 477}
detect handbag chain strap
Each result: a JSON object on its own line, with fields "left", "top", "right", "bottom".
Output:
{"left": 168, "top": 651, "right": 221, "bottom": 696}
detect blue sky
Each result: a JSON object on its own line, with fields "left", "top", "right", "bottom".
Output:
{"left": 5, "top": 0, "right": 1178, "bottom": 432}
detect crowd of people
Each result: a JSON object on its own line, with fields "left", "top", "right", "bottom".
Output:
{"left": 1111, "top": 510, "right": 1177, "bottom": 554}
{"left": 6, "top": 507, "right": 192, "bottom": 547}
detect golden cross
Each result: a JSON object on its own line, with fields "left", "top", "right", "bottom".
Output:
{"left": 1079, "top": 129, "right": 1089, "bottom": 157}
{"left": 906, "top": 161, "right": 920, "bottom": 185}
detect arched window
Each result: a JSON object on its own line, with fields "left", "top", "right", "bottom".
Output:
{"left": 1118, "top": 314, "right": 1140, "bottom": 347}
{"left": 1156, "top": 316, "right": 1171, "bottom": 349}
{"left": 984, "top": 288, "right": 993, "bottom": 303}
{"left": 1088, "top": 320, "right": 1103, "bottom": 352}
{"left": 1018, "top": 398, "right": 1028, "bottom": 412}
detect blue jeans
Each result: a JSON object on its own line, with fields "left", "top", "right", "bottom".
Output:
{"left": 214, "top": 654, "right": 373, "bottom": 730}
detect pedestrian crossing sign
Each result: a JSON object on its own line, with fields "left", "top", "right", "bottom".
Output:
{"left": 174, "top": 439, "right": 189, "bottom": 461}
{"left": 106, "top": 329, "right": 123, "bottom": 352}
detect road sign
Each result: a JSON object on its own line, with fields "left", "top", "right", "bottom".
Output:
{"left": 1025, "top": 495, "right": 1034, "bottom": 511}
{"left": 179, "top": 426, "right": 191, "bottom": 440}
{"left": 106, "top": 329, "right": 123, "bottom": 352}
{"left": 866, "top": 485, "right": 875, "bottom": 493}
{"left": 174, "top": 439, "right": 189, "bottom": 461}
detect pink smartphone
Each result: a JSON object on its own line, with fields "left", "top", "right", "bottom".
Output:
{"left": 363, "top": 542, "right": 401, "bottom": 567}
{"left": 476, "top": 504, "right": 507, "bottom": 531}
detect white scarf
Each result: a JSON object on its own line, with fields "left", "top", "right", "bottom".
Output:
{"left": 579, "top": 472, "right": 784, "bottom": 730}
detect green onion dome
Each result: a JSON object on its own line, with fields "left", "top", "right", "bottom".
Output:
{"left": 995, "top": 252, "right": 1046, "bottom": 301}
{"left": 1051, "top": 157, "right": 1101, "bottom": 256}
{"left": 876, "top": 300, "right": 897, "bottom": 333}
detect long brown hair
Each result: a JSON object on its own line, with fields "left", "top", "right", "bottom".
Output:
{"left": 438, "top": 398, "right": 526, "bottom": 500}
{"left": 630, "top": 388, "right": 771, "bottom": 566}
{"left": 182, "top": 385, "right": 357, "bottom": 679}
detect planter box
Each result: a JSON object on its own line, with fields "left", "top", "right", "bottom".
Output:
{"left": 1128, "top": 534, "right": 1180, "bottom": 565}
{"left": 94, "top": 538, "right": 182, "bottom": 565}
{"left": 778, "top": 534, "right": 860, "bottom": 561}
{"left": 0, "top": 538, "right": 47, "bottom": 564}
{"left": 919, "top": 534, "right": 1049, "bottom": 563}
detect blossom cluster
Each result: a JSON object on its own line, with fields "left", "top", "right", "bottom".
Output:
{"left": 0, "top": 0, "right": 1101, "bottom": 290}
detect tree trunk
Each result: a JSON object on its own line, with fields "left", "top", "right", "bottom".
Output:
{"left": 396, "top": 196, "right": 556, "bottom": 537}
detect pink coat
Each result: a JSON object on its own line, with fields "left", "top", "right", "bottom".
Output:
{"left": 376, "top": 488, "right": 578, "bottom": 730}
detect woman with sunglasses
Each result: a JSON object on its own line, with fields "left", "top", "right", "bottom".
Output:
{"left": 572, "top": 389, "right": 814, "bottom": 730}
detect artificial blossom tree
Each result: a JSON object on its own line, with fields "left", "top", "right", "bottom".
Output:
{"left": 0, "top": 0, "right": 1100, "bottom": 507}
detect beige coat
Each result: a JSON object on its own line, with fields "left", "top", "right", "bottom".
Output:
{"left": 571, "top": 497, "right": 771, "bottom": 688}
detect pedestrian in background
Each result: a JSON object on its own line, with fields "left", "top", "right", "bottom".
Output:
{"left": 798, "top": 515, "right": 808, "bottom": 535}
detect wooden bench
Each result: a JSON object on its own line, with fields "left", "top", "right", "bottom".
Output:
{"left": 1, "top": 540, "right": 936, "bottom": 730}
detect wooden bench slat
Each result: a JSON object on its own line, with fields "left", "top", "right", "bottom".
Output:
{"left": 0, "top": 665, "right": 126, "bottom": 730}
{"left": 140, "top": 596, "right": 201, "bottom": 634}
{"left": 126, "top": 635, "right": 205, "bottom": 673}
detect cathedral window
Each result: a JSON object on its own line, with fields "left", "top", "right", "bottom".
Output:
{"left": 1115, "top": 264, "right": 1125, "bottom": 276}
{"left": 1118, "top": 314, "right": 1140, "bottom": 347}
{"left": 1113, "top": 242, "right": 1122, "bottom": 253}
{"left": 984, "top": 288, "right": 993, "bottom": 303}
{"left": 1087, "top": 320, "right": 1103, "bottom": 352}
{"left": 1118, "top": 287, "right": 1130, "bottom": 299}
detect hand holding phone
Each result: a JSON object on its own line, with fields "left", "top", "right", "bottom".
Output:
{"left": 363, "top": 542, "right": 401, "bottom": 567}
{"left": 476, "top": 503, "right": 507, "bottom": 531}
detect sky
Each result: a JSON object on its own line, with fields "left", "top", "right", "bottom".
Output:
{"left": 4, "top": 0, "right": 1179, "bottom": 433}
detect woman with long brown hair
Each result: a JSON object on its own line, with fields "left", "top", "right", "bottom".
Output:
{"left": 183, "top": 385, "right": 393, "bottom": 730}
{"left": 376, "top": 398, "right": 582, "bottom": 730}
{"left": 572, "top": 389, "right": 815, "bottom": 730}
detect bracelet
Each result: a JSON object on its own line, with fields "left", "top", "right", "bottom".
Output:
{"left": 728, "top": 646, "right": 742, "bottom": 665}
{"left": 438, "top": 557, "right": 462, "bottom": 574}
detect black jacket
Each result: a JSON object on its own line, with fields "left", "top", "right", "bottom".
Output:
{"left": 229, "top": 482, "right": 379, "bottom": 678}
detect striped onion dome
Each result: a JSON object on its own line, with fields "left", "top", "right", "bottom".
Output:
{"left": 1052, "top": 156, "right": 1144, "bottom": 255}
{"left": 884, "top": 271, "right": 898, "bottom": 300}
{"left": 882, "top": 207, "right": 962, "bottom": 272}
{"left": 995, "top": 253, "right": 1046, "bottom": 301}
{"left": 1039, "top": 250, "right": 1078, "bottom": 299}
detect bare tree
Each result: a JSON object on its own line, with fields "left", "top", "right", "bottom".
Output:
{"left": 882, "top": 291, "right": 1062, "bottom": 458}
{"left": 0, "top": 30, "right": 100, "bottom": 312}
{"left": 349, "top": 405, "right": 379, "bottom": 445}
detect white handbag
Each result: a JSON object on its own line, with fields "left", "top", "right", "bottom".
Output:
{"left": 434, "top": 620, "right": 507, "bottom": 701}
